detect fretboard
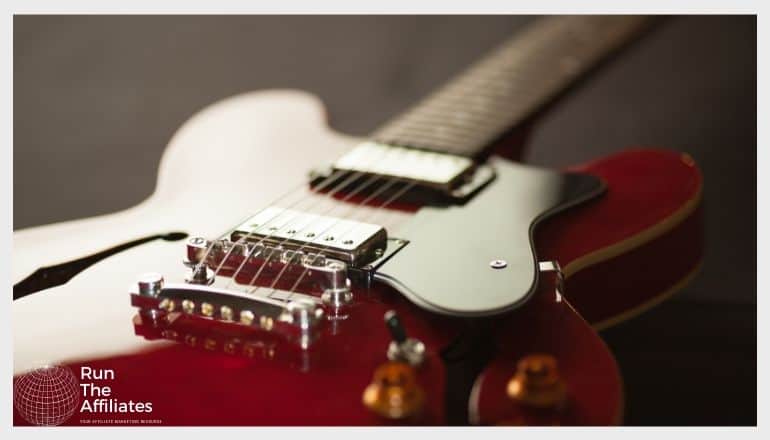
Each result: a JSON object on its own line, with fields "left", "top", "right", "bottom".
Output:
{"left": 371, "top": 15, "right": 652, "bottom": 157}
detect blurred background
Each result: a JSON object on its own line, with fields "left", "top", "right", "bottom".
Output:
{"left": 13, "top": 15, "right": 756, "bottom": 425}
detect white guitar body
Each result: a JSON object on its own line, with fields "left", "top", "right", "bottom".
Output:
{"left": 13, "top": 90, "right": 373, "bottom": 374}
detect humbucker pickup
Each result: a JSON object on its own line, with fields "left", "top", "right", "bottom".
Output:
{"left": 230, "top": 206, "right": 388, "bottom": 267}
{"left": 333, "top": 141, "right": 474, "bottom": 191}
{"left": 322, "top": 141, "right": 497, "bottom": 199}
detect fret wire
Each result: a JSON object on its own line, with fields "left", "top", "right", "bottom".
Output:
{"left": 389, "top": 119, "right": 485, "bottom": 142}
{"left": 378, "top": 93, "right": 528, "bottom": 135}
{"left": 382, "top": 134, "right": 473, "bottom": 152}
{"left": 380, "top": 119, "right": 500, "bottom": 150}
{"left": 377, "top": 122, "right": 479, "bottom": 144}
{"left": 388, "top": 114, "right": 500, "bottom": 138}
{"left": 379, "top": 120, "right": 483, "bottom": 143}
{"left": 378, "top": 135, "right": 472, "bottom": 151}
{"left": 386, "top": 95, "right": 535, "bottom": 135}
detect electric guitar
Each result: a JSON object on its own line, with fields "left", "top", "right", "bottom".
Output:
{"left": 12, "top": 16, "right": 703, "bottom": 426}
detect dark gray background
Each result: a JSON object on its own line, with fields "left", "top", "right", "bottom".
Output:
{"left": 13, "top": 16, "right": 756, "bottom": 425}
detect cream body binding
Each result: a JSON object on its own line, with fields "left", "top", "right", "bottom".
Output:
{"left": 12, "top": 90, "right": 402, "bottom": 374}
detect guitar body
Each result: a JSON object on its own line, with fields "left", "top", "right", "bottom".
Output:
{"left": 12, "top": 90, "right": 702, "bottom": 425}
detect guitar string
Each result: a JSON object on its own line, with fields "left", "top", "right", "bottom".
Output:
{"left": 189, "top": 23, "right": 526, "bottom": 285}
{"left": 232, "top": 143, "right": 466, "bottom": 302}
{"left": 194, "top": 15, "right": 629, "bottom": 278}
{"left": 242, "top": 172, "right": 394, "bottom": 297}
{"left": 190, "top": 170, "right": 345, "bottom": 281}
{"left": 278, "top": 180, "right": 416, "bottom": 304}
{"left": 237, "top": 176, "right": 384, "bottom": 293}
{"left": 193, "top": 142, "right": 400, "bottom": 283}
{"left": 189, "top": 18, "right": 644, "bottom": 315}
{"left": 214, "top": 168, "right": 364, "bottom": 284}
{"left": 189, "top": 33, "right": 538, "bottom": 296}
{"left": 252, "top": 176, "right": 405, "bottom": 298}
{"left": 224, "top": 146, "right": 405, "bottom": 289}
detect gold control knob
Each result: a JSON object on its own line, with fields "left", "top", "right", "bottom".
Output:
{"left": 506, "top": 354, "right": 567, "bottom": 409}
{"left": 362, "top": 361, "right": 425, "bottom": 419}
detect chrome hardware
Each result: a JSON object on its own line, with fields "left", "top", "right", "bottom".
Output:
{"left": 333, "top": 141, "right": 474, "bottom": 192}
{"left": 450, "top": 163, "right": 496, "bottom": 199}
{"left": 158, "top": 298, "right": 175, "bottom": 311}
{"left": 538, "top": 260, "right": 565, "bottom": 301}
{"left": 182, "top": 299, "right": 195, "bottom": 314}
{"left": 387, "top": 339, "right": 426, "bottom": 368}
{"left": 185, "top": 263, "right": 215, "bottom": 285}
{"left": 137, "top": 273, "right": 164, "bottom": 297}
{"left": 279, "top": 299, "right": 324, "bottom": 328}
{"left": 231, "top": 206, "right": 388, "bottom": 267}
{"left": 319, "top": 259, "right": 353, "bottom": 308}
{"left": 489, "top": 259, "right": 508, "bottom": 269}
{"left": 240, "top": 310, "right": 255, "bottom": 325}
{"left": 321, "top": 287, "right": 352, "bottom": 308}
{"left": 184, "top": 237, "right": 209, "bottom": 267}
{"left": 189, "top": 237, "right": 206, "bottom": 244}
{"left": 184, "top": 234, "right": 409, "bottom": 291}
{"left": 129, "top": 282, "right": 325, "bottom": 350}
{"left": 384, "top": 310, "right": 426, "bottom": 367}
{"left": 278, "top": 299, "right": 325, "bottom": 349}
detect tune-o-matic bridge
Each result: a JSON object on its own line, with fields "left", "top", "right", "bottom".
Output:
{"left": 130, "top": 275, "right": 325, "bottom": 350}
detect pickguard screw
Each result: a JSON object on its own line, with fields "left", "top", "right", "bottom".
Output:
{"left": 490, "top": 259, "right": 507, "bottom": 269}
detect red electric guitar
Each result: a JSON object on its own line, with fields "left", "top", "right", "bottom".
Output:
{"left": 12, "top": 16, "right": 702, "bottom": 426}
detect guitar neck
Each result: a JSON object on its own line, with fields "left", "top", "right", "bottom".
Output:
{"left": 371, "top": 15, "right": 652, "bottom": 158}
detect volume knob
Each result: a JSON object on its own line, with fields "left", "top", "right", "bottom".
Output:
{"left": 506, "top": 354, "right": 567, "bottom": 409}
{"left": 362, "top": 361, "right": 425, "bottom": 420}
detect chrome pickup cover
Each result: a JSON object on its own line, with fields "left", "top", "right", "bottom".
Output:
{"left": 231, "top": 206, "right": 387, "bottom": 267}
{"left": 333, "top": 141, "right": 475, "bottom": 191}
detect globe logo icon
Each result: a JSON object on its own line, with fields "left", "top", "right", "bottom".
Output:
{"left": 14, "top": 365, "right": 80, "bottom": 426}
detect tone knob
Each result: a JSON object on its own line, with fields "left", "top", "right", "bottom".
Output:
{"left": 506, "top": 354, "right": 567, "bottom": 409}
{"left": 362, "top": 361, "right": 425, "bottom": 420}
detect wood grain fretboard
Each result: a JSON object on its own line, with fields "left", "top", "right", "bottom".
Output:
{"left": 371, "top": 15, "right": 652, "bottom": 157}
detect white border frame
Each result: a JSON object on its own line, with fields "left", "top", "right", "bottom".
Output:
{"left": 2, "top": 1, "right": 763, "bottom": 437}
